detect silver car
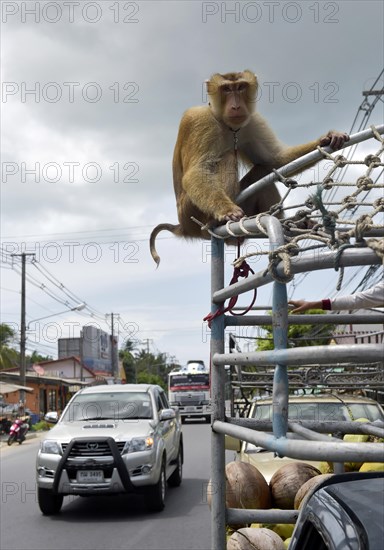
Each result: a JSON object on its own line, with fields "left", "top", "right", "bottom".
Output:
{"left": 36, "top": 384, "right": 183, "bottom": 515}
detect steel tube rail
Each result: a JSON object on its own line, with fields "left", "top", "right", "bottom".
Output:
{"left": 227, "top": 508, "right": 299, "bottom": 525}
{"left": 236, "top": 124, "right": 384, "bottom": 205}
{"left": 213, "top": 343, "right": 383, "bottom": 366}
{"left": 260, "top": 216, "right": 289, "bottom": 439}
{"left": 213, "top": 222, "right": 384, "bottom": 240}
{"left": 226, "top": 418, "right": 384, "bottom": 438}
{"left": 226, "top": 313, "right": 384, "bottom": 326}
{"left": 214, "top": 420, "right": 384, "bottom": 462}
{"left": 209, "top": 237, "right": 226, "bottom": 550}
{"left": 288, "top": 422, "right": 341, "bottom": 442}
{"left": 213, "top": 247, "right": 381, "bottom": 303}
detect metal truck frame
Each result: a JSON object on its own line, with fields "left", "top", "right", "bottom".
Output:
{"left": 207, "top": 125, "right": 384, "bottom": 550}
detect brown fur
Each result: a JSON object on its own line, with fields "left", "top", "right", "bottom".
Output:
{"left": 149, "top": 70, "right": 349, "bottom": 265}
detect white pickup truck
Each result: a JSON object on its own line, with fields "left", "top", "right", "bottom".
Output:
{"left": 36, "top": 384, "right": 183, "bottom": 515}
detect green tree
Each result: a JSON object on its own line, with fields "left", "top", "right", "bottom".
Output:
{"left": 256, "top": 310, "right": 334, "bottom": 351}
{"left": 119, "top": 339, "right": 138, "bottom": 383}
{"left": 118, "top": 340, "right": 180, "bottom": 390}
{"left": 0, "top": 323, "right": 19, "bottom": 370}
{"left": 0, "top": 323, "right": 15, "bottom": 347}
{"left": 28, "top": 350, "right": 53, "bottom": 364}
{"left": 136, "top": 371, "right": 165, "bottom": 387}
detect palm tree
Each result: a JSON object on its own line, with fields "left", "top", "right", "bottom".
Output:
{"left": 0, "top": 323, "right": 19, "bottom": 370}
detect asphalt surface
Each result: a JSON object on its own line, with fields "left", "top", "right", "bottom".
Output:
{"left": 0, "top": 430, "right": 41, "bottom": 447}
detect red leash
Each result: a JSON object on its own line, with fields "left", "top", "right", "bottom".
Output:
{"left": 204, "top": 244, "right": 257, "bottom": 327}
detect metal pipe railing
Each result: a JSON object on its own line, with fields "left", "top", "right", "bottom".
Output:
{"left": 209, "top": 237, "right": 227, "bottom": 550}
{"left": 214, "top": 343, "right": 383, "bottom": 366}
{"left": 260, "top": 216, "right": 289, "bottom": 440}
{"left": 226, "top": 313, "right": 384, "bottom": 326}
{"left": 208, "top": 125, "right": 384, "bottom": 548}
{"left": 214, "top": 420, "right": 384, "bottom": 463}
{"left": 213, "top": 247, "right": 381, "bottom": 303}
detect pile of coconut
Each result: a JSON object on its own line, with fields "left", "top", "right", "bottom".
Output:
{"left": 207, "top": 432, "right": 384, "bottom": 550}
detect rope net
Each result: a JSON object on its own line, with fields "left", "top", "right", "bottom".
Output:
{"left": 219, "top": 125, "right": 384, "bottom": 283}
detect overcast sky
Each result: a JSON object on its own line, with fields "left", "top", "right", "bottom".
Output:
{"left": 1, "top": 0, "right": 383, "bottom": 367}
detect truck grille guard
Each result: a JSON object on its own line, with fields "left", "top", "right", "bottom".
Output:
{"left": 52, "top": 436, "right": 136, "bottom": 494}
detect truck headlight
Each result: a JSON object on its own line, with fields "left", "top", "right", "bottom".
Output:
{"left": 40, "top": 440, "right": 62, "bottom": 455}
{"left": 122, "top": 437, "right": 154, "bottom": 454}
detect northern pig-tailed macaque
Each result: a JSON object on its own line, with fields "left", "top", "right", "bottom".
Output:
{"left": 150, "top": 70, "right": 349, "bottom": 265}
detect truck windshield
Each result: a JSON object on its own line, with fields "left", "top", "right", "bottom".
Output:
{"left": 169, "top": 374, "right": 209, "bottom": 390}
{"left": 61, "top": 392, "right": 153, "bottom": 421}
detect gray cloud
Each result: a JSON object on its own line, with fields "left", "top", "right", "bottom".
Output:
{"left": 1, "top": 0, "right": 383, "bottom": 364}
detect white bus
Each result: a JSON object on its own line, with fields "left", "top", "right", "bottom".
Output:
{"left": 168, "top": 360, "right": 211, "bottom": 422}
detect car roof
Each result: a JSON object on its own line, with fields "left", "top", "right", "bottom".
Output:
{"left": 77, "top": 384, "right": 161, "bottom": 394}
{"left": 252, "top": 394, "right": 382, "bottom": 406}
{"left": 313, "top": 473, "right": 384, "bottom": 547}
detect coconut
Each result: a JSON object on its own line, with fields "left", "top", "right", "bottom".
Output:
{"left": 269, "top": 462, "right": 321, "bottom": 509}
{"left": 206, "top": 462, "right": 271, "bottom": 510}
{"left": 225, "top": 461, "right": 271, "bottom": 510}
{"left": 227, "top": 527, "right": 286, "bottom": 550}
{"left": 283, "top": 537, "right": 292, "bottom": 549}
{"left": 261, "top": 523, "right": 294, "bottom": 540}
{"left": 294, "top": 473, "right": 334, "bottom": 510}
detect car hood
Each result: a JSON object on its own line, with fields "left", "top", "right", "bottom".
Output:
{"left": 45, "top": 419, "right": 154, "bottom": 442}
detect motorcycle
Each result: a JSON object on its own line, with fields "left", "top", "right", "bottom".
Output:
{"left": 7, "top": 417, "right": 29, "bottom": 446}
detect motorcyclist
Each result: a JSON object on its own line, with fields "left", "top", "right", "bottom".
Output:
{"left": 19, "top": 414, "right": 30, "bottom": 439}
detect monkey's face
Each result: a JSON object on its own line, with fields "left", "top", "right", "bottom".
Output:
{"left": 207, "top": 72, "right": 257, "bottom": 130}
{"left": 221, "top": 83, "right": 253, "bottom": 129}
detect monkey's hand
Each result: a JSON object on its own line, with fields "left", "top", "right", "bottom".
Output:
{"left": 221, "top": 204, "right": 245, "bottom": 222}
{"left": 320, "top": 131, "right": 350, "bottom": 151}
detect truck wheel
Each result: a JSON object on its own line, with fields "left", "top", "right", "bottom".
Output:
{"left": 168, "top": 445, "right": 183, "bottom": 487}
{"left": 145, "top": 460, "right": 166, "bottom": 512}
{"left": 38, "top": 487, "right": 63, "bottom": 515}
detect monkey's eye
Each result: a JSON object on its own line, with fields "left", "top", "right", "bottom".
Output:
{"left": 237, "top": 83, "right": 248, "bottom": 92}
{"left": 221, "top": 85, "right": 232, "bottom": 94}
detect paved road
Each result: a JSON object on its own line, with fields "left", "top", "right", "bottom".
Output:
{"left": 1, "top": 421, "right": 220, "bottom": 550}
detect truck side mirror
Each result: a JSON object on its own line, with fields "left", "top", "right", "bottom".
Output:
{"left": 159, "top": 408, "right": 176, "bottom": 421}
{"left": 44, "top": 411, "right": 59, "bottom": 424}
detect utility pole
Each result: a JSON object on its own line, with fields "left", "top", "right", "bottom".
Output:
{"left": 141, "top": 338, "right": 151, "bottom": 354}
{"left": 110, "top": 313, "right": 119, "bottom": 379}
{"left": 12, "top": 253, "right": 35, "bottom": 406}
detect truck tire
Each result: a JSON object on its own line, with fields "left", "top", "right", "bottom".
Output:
{"left": 145, "top": 459, "right": 166, "bottom": 512}
{"left": 38, "top": 487, "right": 63, "bottom": 515}
{"left": 168, "top": 445, "right": 183, "bottom": 487}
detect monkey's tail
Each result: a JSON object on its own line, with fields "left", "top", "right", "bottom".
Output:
{"left": 149, "top": 223, "right": 182, "bottom": 267}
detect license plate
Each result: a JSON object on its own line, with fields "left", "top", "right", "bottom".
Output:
{"left": 77, "top": 470, "right": 104, "bottom": 483}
